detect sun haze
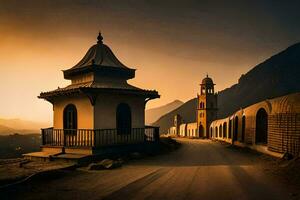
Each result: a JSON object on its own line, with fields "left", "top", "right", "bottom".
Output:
{"left": 1, "top": 0, "right": 300, "bottom": 123}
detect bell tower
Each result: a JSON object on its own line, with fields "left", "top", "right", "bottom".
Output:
{"left": 197, "top": 75, "right": 218, "bottom": 138}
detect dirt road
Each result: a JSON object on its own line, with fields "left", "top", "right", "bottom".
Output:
{"left": 2, "top": 139, "right": 296, "bottom": 200}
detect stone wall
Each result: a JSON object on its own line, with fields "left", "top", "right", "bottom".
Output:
{"left": 268, "top": 113, "right": 300, "bottom": 155}
{"left": 210, "top": 92, "right": 300, "bottom": 156}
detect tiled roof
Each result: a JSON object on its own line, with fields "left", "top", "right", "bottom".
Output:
{"left": 39, "top": 81, "right": 159, "bottom": 98}
{"left": 65, "top": 33, "right": 132, "bottom": 72}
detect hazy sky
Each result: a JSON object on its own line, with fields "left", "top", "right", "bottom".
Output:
{"left": 1, "top": 0, "right": 300, "bottom": 123}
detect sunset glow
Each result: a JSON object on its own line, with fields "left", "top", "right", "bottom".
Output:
{"left": 1, "top": 0, "right": 300, "bottom": 123}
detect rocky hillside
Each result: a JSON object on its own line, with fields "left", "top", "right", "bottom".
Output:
{"left": 153, "top": 42, "right": 300, "bottom": 133}
{"left": 145, "top": 100, "right": 183, "bottom": 125}
{"left": 152, "top": 99, "right": 197, "bottom": 133}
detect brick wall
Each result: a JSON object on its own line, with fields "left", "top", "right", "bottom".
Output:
{"left": 268, "top": 113, "right": 300, "bottom": 156}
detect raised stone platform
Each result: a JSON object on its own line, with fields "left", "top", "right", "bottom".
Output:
{"left": 23, "top": 152, "right": 60, "bottom": 162}
{"left": 53, "top": 153, "right": 92, "bottom": 164}
{"left": 23, "top": 152, "right": 91, "bottom": 164}
{"left": 24, "top": 142, "right": 160, "bottom": 165}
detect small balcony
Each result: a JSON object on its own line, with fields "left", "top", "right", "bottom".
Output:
{"left": 41, "top": 127, "right": 160, "bottom": 148}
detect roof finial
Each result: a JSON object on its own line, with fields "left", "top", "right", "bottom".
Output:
{"left": 97, "top": 31, "right": 103, "bottom": 44}
{"left": 206, "top": 73, "right": 208, "bottom": 78}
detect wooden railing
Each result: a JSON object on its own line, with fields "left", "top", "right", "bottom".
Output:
{"left": 41, "top": 126, "right": 159, "bottom": 148}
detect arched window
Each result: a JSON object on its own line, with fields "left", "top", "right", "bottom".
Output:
{"left": 215, "top": 127, "right": 218, "bottom": 138}
{"left": 116, "top": 103, "right": 132, "bottom": 135}
{"left": 200, "top": 102, "right": 205, "bottom": 109}
{"left": 219, "top": 125, "right": 222, "bottom": 137}
{"left": 63, "top": 104, "right": 77, "bottom": 130}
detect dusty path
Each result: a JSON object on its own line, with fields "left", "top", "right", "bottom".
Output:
{"left": 1, "top": 139, "right": 295, "bottom": 200}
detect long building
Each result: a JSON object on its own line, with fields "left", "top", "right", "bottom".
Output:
{"left": 210, "top": 92, "right": 300, "bottom": 156}
{"left": 168, "top": 77, "right": 300, "bottom": 157}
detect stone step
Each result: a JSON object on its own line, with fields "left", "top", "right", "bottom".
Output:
{"left": 23, "top": 152, "right": 91, "bottom": 164}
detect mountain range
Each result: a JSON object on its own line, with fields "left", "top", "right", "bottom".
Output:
{"left": 1, "top": 43, "right": 300, "bottom": 135}
{"left": 153, "top": 42, "right": 300, "bottom": 133}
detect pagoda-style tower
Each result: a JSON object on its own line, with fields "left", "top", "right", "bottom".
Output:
{"left": 197, "top": 75, "right": 218, "bottom": 138}
{"left": 37, "top": 32, "right": 160, "bottom": 155}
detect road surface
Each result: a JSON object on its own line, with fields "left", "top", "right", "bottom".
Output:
{"left": 2, "top": 139, "right": 294, "bottom": 200}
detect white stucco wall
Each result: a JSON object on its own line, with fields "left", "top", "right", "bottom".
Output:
{"left": 52, "top": 94, "right": 94, "bottom": 129}
{"left": 179, "top": 124, "right": 187, "bottom": 137}
{"left": 52, "top": 92, "right": 147, "bottom": 131}
{"left": 94, "top": 93, "right": 145, "bottom": 129}
{"left": 168, "top": 126, "right": 177, "bottom": 135}
{"left": 187, "top": 122, "right": 198, "bottom": 137}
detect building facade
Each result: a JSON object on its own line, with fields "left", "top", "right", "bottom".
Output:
{"left": 210, "top": 92, "right": 300, "bottom": 157}
{"left": 38, "top": 32, "right": 160, "bottom": 155}
{"left": 167, "top": 74, "right": 300, "bottom": 157}
{"left": 168, "top": 75, "right": 218, "bottom": 138}
{"left": 197, "top": 75, "right": 218, "bottom": 138}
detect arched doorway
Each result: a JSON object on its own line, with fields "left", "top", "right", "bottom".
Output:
{"left": 116, "top": 103, "right": 132, "bottom": 135}
{"left": 199, "top": 125, "right": 204, "bottom": 138}
{"left": 233, "top": 116, "right": 238, "bottom": 141}
{"left": 219, "top": 125, "right": 222, "bottom": 138}
{"left": 223, "top": 122, "right": 227, "bottom": 138}
{"left": 63, "top": 104, "right": 77, "bottom": 145}
{"left": 256, "top": 108, "right": 268, "bottom": 144}
{"left": 215, "top": 127, "right": 218, "bottom": 138}
{"left": 242, "top": 116, "right": 246, "bottom": 142}
{"left": 210, "top": 127, "right": 213, "bottom": 138}
{"left": 63, "top": 104, "right": 77, "bottom": 130}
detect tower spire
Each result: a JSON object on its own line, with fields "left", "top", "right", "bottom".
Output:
{"left": 97, "top": 31, "right": 103, "bottom": 44}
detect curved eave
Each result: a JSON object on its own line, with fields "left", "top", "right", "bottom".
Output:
{"left": 63, "top": 65, "right": 136, "bottom": 80}
{"left": 39, "top": 87, "right": 159, "bottom": 102}
{"left": 38, "top": 88, "right": 80, "bottom": 103}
